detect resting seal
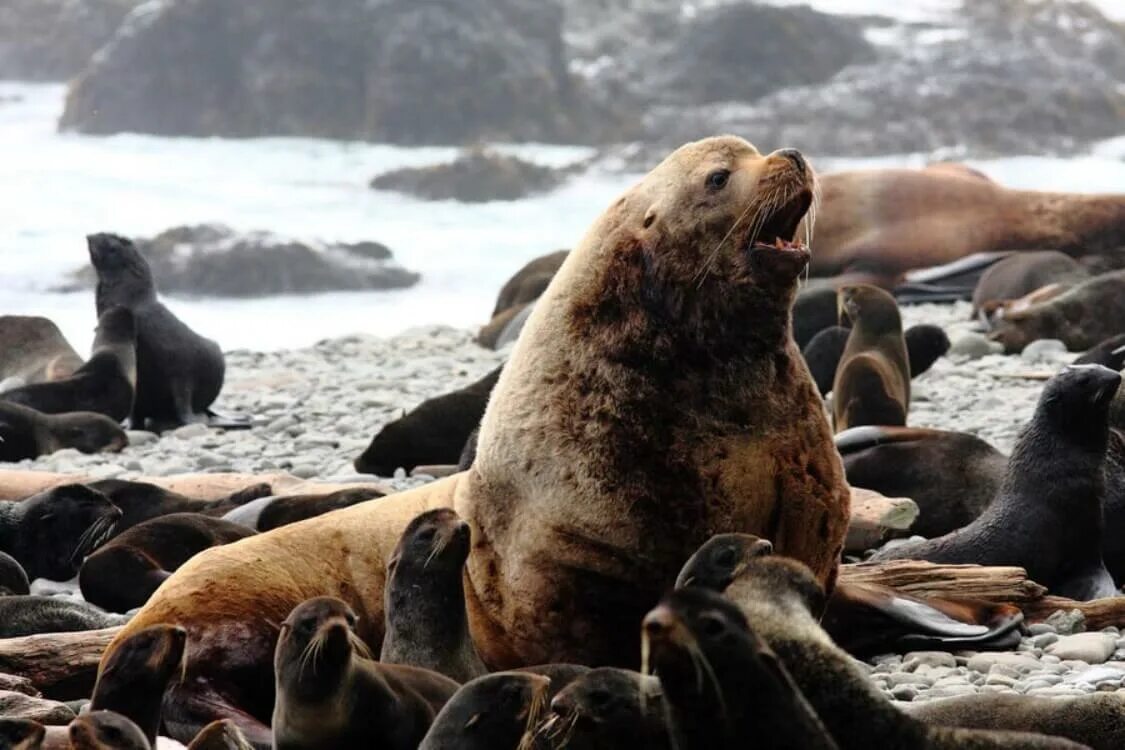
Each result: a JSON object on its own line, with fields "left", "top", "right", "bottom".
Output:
{"left": 989, "top": 271, "right": 1125, "bottom": 353}
{"left": 220, "top": 488, "right": 383, "bottom": 532}
{"left": 0, "top": 402, "right": 127, "bottom": 462}
{"left": 0, "top": 550, "right": 29, "bottom": 596}
{"left": 0, "top": 307, "right": 136, "bottom": 422}
{"left": 0, "top": 596, "right": 128, "bottom": 638}
{"left": 873, "top": 365, "right": 1121, "bottom": 600}
{"left": 87, "top": 479, "right": 271, "bottom": 534}
{"left": 418, "top": 672, "right": 550, "bottom": 749}
{"left": 69, "top": 711, "right": 151, "bottom": 750}
{"left": 0, "top": 316, "right": 82, "bottom": 387}
{"left": 539, "top": 667, "right": 669, "bottom": 750}
{"left": 87, "top": 233, "right": 226, "bottom": 428}
{"left": 971, "top": 250, "right": 1089, "bottom": 320}
{"left": 832, "top": 285, "right": 910, "bottom": 431}
{"left": 105, "top": 136, "right": 849, "bottom": 741}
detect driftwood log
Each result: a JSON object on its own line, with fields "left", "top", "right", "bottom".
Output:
{"left": 0, "top": 627, "right": 120, "bottom": 700}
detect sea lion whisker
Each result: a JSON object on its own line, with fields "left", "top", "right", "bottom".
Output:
{"left": 424, "top": 530, "right": 451, "bottom": 569}
{"left": 517, "top": 682, "right": 551, "bottom": 750}
{"left": 686, "top": 636, "right": 729, "bottom": 723}
{"left": 347, "top": 629, "right": 372, "bottom": 660}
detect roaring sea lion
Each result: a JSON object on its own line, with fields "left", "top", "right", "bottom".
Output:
{"left": 808, "top": 167, "right": 1125, "bottom": 279}
{"left": 0, "top": 307, "right": 136, "bottom": 422}
{"left": 221, "top": 488, "right": 383, "bottom": 532}
{"left": 643, "top": 586, "right": 838, "bottom": 750}
{"left": 80, "top": 514, "right": 256, "bottom": 613}
{"left": 832, "top": 285, "right": 910, "bottom": 431}
{"left": 418, "top": 672, "right": 550, "bottom": 750}
{"left": 380, "top": 508, "right": 487, "bottom": 683}
{"left": 354, "top": 366, "right": 502, "bottom": 476}
{"left": 104, "top": 136, "right": 849, "bottom": 741}
{"left": 0, "top": 550, "right": 29, "bottom": 596}
{"left": 804, "top": 324, "right": 948, "bottom": 397}
{"left": 538, "top": 667, "right": 669, "bottom": 750}
{"left": 0, "top": 484, "right": 121, "bottom": 582}
{"left": 87, "top": 479, "right": 271, "bottom": 534}
{"left": 69, "top": 711, "right": 151, "bottom": 750}
{"left": 0, "top": 596, "right": 128, "bottom": 638}
{"left": 904, "top": 693, "right": 1125, "bottom": 750}
{"left": 988, "top": 271, "right": 1125, "bottom": 353}
{"left": 873, "top": 365, "right": 1121, "bottom": 600}
{"left": 0, "top": 402, "right": 127, "bottom": 462}
{"left": 0, "top": 717, "right": 44, "bottom": 750}
{"left": 971, "top": 250, "right": 1089, "bottom": 320}
{"left": 89, "top": 625, "right": 187, "bottom": 745}
{"left": 87, "top": 233, "right": 227, "bottom": 429}
{"left": 0, "top": 316, "right": 83, "bottom": 387}
{"left": 271, "top": 597, "right": 458, "bottom": 750}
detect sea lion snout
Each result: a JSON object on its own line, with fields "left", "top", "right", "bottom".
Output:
{"left": 774, "top": 147, "right": 808, "bottom": 176}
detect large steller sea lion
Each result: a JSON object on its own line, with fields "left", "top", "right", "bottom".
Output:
{"left": 104, "top": 135, "right": 851, "bottom": 745}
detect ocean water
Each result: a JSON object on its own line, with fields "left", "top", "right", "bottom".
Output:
{"left": 2, "top": 81, "right": 1125, "bottom": 352}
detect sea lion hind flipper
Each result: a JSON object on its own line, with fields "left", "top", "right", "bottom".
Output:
{"left": 162, "top": 682, "right": 272, "bottom": 750}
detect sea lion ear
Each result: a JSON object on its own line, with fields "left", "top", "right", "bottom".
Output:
{"left": 642, "top": 205, "right": 658, "bottom": 230}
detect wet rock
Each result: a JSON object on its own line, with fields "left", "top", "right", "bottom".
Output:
{"left": 0, "top": 0, "right": 141, "bottom": 81}
{"left": 1047, "top": 633, "right": 1117, "bottom": 664}
{"left": 371, "top": 149, "right": 573, "bottom": 203}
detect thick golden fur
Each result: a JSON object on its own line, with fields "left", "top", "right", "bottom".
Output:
{"left": 809, "top": 167, "right": 1125, "bottom": 279}
{"left": 104, "top": 136, "right": 850, "bottom": 736}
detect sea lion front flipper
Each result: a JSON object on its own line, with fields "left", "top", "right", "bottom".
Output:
{"left": 162, "top": 681, "right": 272, "bottom": 750}
{"left": 823, "top": 582, "right": 1023, "bottom": 657}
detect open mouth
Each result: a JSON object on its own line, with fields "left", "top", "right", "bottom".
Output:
{"left": 747, "top": 189, "right": 813, "bottom": 253}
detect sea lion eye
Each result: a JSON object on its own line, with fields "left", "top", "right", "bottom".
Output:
{"left": 706, "top": 169, "right": 730, "bottom": 191}
{"left": 715, "top": 547, "right": 738, "bottom": 567}
{"left": 698, "top": 613, "right": 726, "bottom": 637}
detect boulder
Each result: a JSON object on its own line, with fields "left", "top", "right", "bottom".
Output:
{"left": 59, "top": 0, "right": 627, "bottom": 144}
{"left": 370, "top": 148, "right": 572, "bottom": 202}
{"left": 56, "top": 224, "right": 420, "bottom": 298}
{"left": 0, "top": 0, "right": 141, "bottom": 81}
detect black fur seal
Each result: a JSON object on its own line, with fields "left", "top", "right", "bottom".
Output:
{"left": 0, "top": 717, "right": 45, "bottom": 750}
{"left": 0, "top": 596, "right": 129, "bottom": 638}
{"left": 69, "top": 711, "right": 152, "bottom": 750}
{"left": 80, "top": 513, "right": 256, "bottom": 613}
{"left": 380, "top": 508, "right": 487, "bottom": 683}
{"left": 87, "top": 479, "right": 271, "bottom": 535}
{"left": 418, "top": 671, "right": 550, "bottom": 749}
{"left": 873, "top": 365, "right": 1122, "bottom": 600}
{"left": 87, "top": 233, "right": 229, "bottom": 429}
{"left": 89, "top": 624, "right": 187, "bottom": 746}
{"left": 354, "top": 367, "right": 502, "bottom": 476}
{"left": 0, "top": 550, "right": 29, "bottom": 596}
{"left": 832, "top": 285, "right": 910, "bottom": 431}
{"left": 221, "top": 488, "right": 384, "bottom": 532}
{"left": 0, "top": 307, "right": 136, "bottom": 422}
{"left": 643, "top": 586, "right": 838, "bottom": 750}
{"left": 1074, "top": 333, "right": 1125, "bottom": 369}
{"left": 0, "top": 316, "right": 82, "bottom": 386}
{"left": 0, "top": 484, "right": 121, "bottom": 582}
{"left": 538, "top": 667, "right": 669, "bottom": 750}
{"left": 0, "top": 402, "right": 128, "bottom": 461}
{"left": 272, "top": 596, "right": 458, "bottom": 750}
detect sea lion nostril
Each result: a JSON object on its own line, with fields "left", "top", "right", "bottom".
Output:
{"left": 778, "top": 148, "right": 807, "bottom": 176}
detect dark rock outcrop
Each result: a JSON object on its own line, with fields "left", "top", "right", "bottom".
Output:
{"left": 59, "top": 0, "right": 627, "bottom": 144}
{"left": 57, "top": 224, "right": 420, "bottom": 298}
{"left": 370, "top": 149, "right": 573, "bottom": 202}
{"left": 0, "top": 0, "right": 141, "bottom": 81}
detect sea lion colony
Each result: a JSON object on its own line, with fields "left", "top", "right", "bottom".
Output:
{"left": 2, "top": 136, "right": 1125, "bottom": 747}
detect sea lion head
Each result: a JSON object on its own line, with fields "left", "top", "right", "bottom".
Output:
{"left": 68, "top": 711, "right": 151, "bottom": 750}
{"left": 93, "top": 625, "right": 188, "bottom": 708}
{"left": 0, "top": 718, "right": 45, "bottom": 750}
{"left": 87, "top": 234, "right": 156, "bottom": 304}
{"left": 545, "top": 667, "right": 665, "bottom": 748}
{"left": 675, "top": 533, "right": 774, "bottom": 591}
{"left": 45, "top": 411, "right": 129, "bottom": 455}
{"left": 567, "top": 136, "right": 816, "bottom": 355}
{"left": 422, "top": 672, "right": 549, "bottom": 749}
{"left": 388, "top": 507, "right": 471, "bottom": 577}
{"left": 724, "top": 555, "right": 829, "bottom": 622}
{"left": 276, "top": 597, "right": 369, "bottom": 699}
{"left": 837, "top": 284, "right": 902, "bottom": 334}
{"left": 20, "top": 484, "right": 121, "bottom": 581}
{"left": 1036, "top": 364, "right": 1122, "bottom": 440}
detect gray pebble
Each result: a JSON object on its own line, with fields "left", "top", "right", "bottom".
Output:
{"left": 1047, "top": 633, "right": 1117, "bottom": 664}
{"left": 1019, "top": 339, "right": 1067, "bottom": 362}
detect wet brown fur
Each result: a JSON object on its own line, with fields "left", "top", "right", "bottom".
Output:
{"left": 832, "top": 285, "right": 909, "bottom": 432}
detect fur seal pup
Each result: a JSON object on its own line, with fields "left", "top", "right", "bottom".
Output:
{"left": 0, "top": 718, "right": 44, "bottom": 750}
{"left": 0, "top": 596, "right": 129, "bottom": 638}
{"left": 69, "top": 711, "right": 151, "bottom": 750}
{"left": 80, "top": 514, "right": 256, "bottom": 613}
{"left": 989, "top": 270, "right": 1125, "bottom": 353}
{"left": 221, "top": 488, "right": 383, "bottom": 532}
{"left": 0, "top": 484, "right": 121, "bottom": 582}
{"left": 87, "top": 479, "right": 271, "bottom": 534}
{"left": 380, "top": 508, "right": 487, "bottom": 682}
{"left": 538, "top": 667, "right": 669, "bottom": 750}
{"left": 87, "top": 233, "right": 227, "bottom": 429}
{"left": 832, "top": 285, "right": 910, "bottom": 431}
{"left": 90, "top": 624, "right": 187, "bottom": 746}
{"left": 808, "top": 166, "right": 1125, "bottom": 278}
{"left": 0, "top": 550, "right": 29, "bottom": 596}
{"left": 354, "top": 366, "right": 502, "bottom": 476}
{"left": 0, "top": 402, "right": 127, "bottom": 461}
{"left": 186, "top": 720, "right": 253, "bottom": 750}
{"left": 804, "top": 324, "right": 948, "bottom": 396}
{"left": 272, "top": 596, "right": 458, "bottom": 750}
{"left": 904, "top": 693, "right": 1125, "bottom": 750}
{"left": 971, "top": 251, "right": 1088, "bottom": 320}
{"left": 0, "top": 308, "right": 136, "bottom": 422}
{"left": 873, "top": 365, "right": 1121, "bottom": 600}
{"left": 836, "top": 426, "right": 1007, "bottom": 539}
{"left": 104, "top": 136, "right": 849, "bottom": 739}
{"left": 0, "top": 317, "right": 82, "bottom": 386}
{"left": 643, "top": 586, "right": 837, "bottom": 750}
{"left": 722, "top": 555, "right": 1087, "bottom": 750}
{"left": 418, "top": 672, "right": 550, "bottom": 750}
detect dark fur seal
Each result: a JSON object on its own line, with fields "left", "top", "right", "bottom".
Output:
{"left": 491, "top": 251, "right": 569, "bottom": 319}
{"left": 723, "top": 555, "right": 1087, "bottom": 750}
{"left": 539, "top": 667, "right": 669, "bottom": 750}
{"left": 0, "top": 484, "right": 120, "bottom": 581}
{"left": 643, "top": 586, "right": 838, "bottom": 750}
{"left": 0, "top": 717, "right": 44, "bottom": 750}
{"left": 80, "top": 513, "right": 255, "bottom": 613}
{"left": 0, "top": 402, "right": 127, "bottom": 461}
{"left": 804, "top": 324, "right": 948, "bottom": 396}
{"left": 971, "top": 251, "right": 1088, "bottom": 319}
{"left": 0, "top": 596, "right": 128, "bottom": 638}
{"left": 832, "top": 285, "right": 910, "bottom": 431}
{"left": 87, "top": 233, "right": 226, "bottom": 429}
{"left": 989, "top": 270, "right": 1125, "bottom": 353}
{"left": 836, "top": 426, "right": 1007, "bottom": 539}
{"left": 186, "top": 720, "right": 253, "bottom": 750}
{"left": 221, "top": 488, "right": 384, "bottom": 532}
{"left": 0, "top": 316, "right": 82, "bottom": 386}
{"left": 0, "top": 550, "right": 29, "bottom": 596}
{"left": 69, "top": 711, "right": 152, "bottom": 750}
{"left": 90, "top": 624, "right": 187, "bottom": 745}
{"left": 418, "top": 672, "right": 550, "bottom": 750}
{"left": 380, "top": 508, "right": 486, "bottom": 682}
{"left": 904, "top": 693, "right": 1125, "bottom": 750}
{"left": 354, "top": 367, "right": 502, "bottom": 476}
{"left": 1074, "top": 334, "right": 1125, "bottom": 369}
{"left": 86, "top": 479, "right": 270, "bottom": 535}
{"left": 1, "top": 307, "right": 136, "bottom": 422}
{"left": 873, "top": 365, "right": 1121, "bottom": 600}
{"left": 272, "top": 596, "right": 458, "bottom": 750}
